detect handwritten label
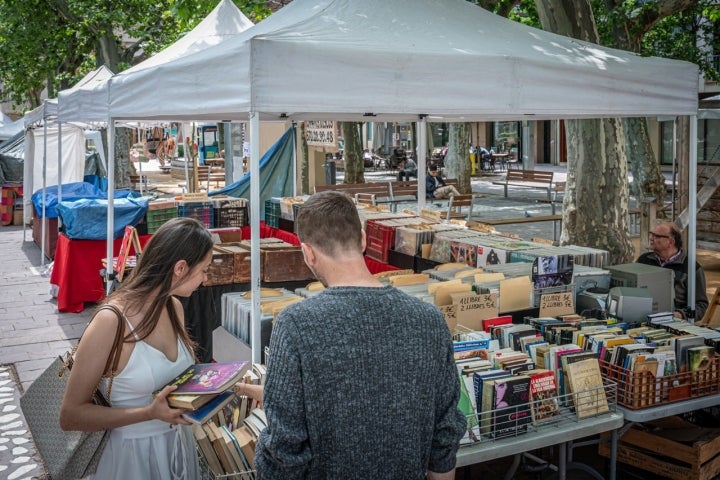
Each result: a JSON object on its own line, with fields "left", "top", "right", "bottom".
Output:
{"left": 450, "top": 292, "right": 498, "bottom": 331}
{"left": 439, "top": 304, "right": 457, "bottom": 331}
{"left": 539, "top": 292, "right": 574, "bottom": 318}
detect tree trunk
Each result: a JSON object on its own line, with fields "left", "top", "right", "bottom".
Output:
{"left": 536, "top": 0, "right": 633, "bottom": 262}
{"left": 342, "top": 122, "right": 364, "bottom": 184}
{"left": 445, "top": 123, "right": 472, "bottom": 194}
{"left": 114, "top": 127, "right": 135, "bottom": 189}
{"left": 562, "top": 118, "right": 633, "bottom": 264}
{"left": 95, "top": 30, "right": 121, "bottom": 72}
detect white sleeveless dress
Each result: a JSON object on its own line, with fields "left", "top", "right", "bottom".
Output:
{"left": 92, "top": 319, "right": 200, "bottom": 480}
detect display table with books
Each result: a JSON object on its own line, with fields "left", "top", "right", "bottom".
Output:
{"left": 456, "top": 385, "right": 624, "bottom": 480}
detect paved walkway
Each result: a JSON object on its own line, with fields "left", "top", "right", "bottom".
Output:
{"left": 0, "top": 225, "right": 93, "bottom": 479}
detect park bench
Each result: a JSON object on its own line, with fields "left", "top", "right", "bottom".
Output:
{"left": 314, "top": 182, "right": 393, "bottom": 205}
{"left": 492, "top": 170, "right": 565, "bottom": 201}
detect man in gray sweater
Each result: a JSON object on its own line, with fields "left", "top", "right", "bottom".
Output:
{"left": 255, "top": 191, "right": 466, "bottom": 479}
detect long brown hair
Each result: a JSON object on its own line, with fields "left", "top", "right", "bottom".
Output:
{"left": 106, "top": 217, "right": 214, "bottom": 357}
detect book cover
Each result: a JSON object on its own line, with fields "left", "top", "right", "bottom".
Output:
{"left": 163, "top": 361, "right": 249, "bottom": 396}
{"left": 630, "top": 357, "right": 658, "bottom": 408}
{"left": 490, "top": 375, "right": 532, "bottom": 438}
{"left": 182, "top": 391, "right": 236, "bottom": 425}
{"left": 673, "top": 335, "right": 706, "bottom": 372}
{"left": 563, "top": 358, "right": 609, "bottom": 419}
{"left": 457, "top": 372, "right": 480, "bottom": 443}
{"left": 687, "top": 345, "right": 714, "bottom": 371}
{"left": 482, "top": 315, "right": 513, "bottom": 333}
{"left": 522, "top": 369, "right": 560, "bottom": 424}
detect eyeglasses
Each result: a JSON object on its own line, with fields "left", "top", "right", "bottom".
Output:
{"left": 649, "top": 232, "right": 671, "bottom": 239}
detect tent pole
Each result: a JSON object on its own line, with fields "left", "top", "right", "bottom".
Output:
{"left": 672, "top": 119, "right": 677, "bottom": 221}
{"left": 224, "top": 121, "right": 233, "bottom": 183}
{"left": 417, "top": 116, "right": 427, "bottom": 210}
{"left": 291, "top": 122, "right": 297, "bottom": 196}
{"left": 57, "top": 122, "right": 63, "bottom": 236}
{"left": 138, "top": 128, "right": 144, "bottom": 196}
{"left": 41, "top": 119, "right": 47, "bottom": 266}
{"left": 688, "top": 115, "right": 698, "bottom": 323}
{"left": 106, "top": 118, "right": 116, "bottom": 295}
{"left": 249, "top": 112, "right": 261, "bottom": 364}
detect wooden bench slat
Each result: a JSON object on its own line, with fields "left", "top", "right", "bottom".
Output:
{"left": 491, "top": 169, "right": 563, "bottom": 200}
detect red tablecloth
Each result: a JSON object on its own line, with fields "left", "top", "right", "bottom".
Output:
{"left": 51, "top": 222, "right": 398, "bottom": 313}
{"left": 51, "top": 233, "right": 151, "bottom": 313}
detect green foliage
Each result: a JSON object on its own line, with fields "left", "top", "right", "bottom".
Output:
{"left": 0, "top": 0, "right": 275, "bottom": 111}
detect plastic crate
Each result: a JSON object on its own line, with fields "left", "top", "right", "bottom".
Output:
{"left": 178, "top": 201, "right": 214, "bottom": 228}
{"left": 214, "top": 205, "right": 249, "bottom": 228}
{"left": 264, "top": 199, "right": 281, "bottom": 228}
{"left": 145, "top": 206, "right": 178, "bottom": 234}
{"left": 364, "top": 219, "right": 398, "bottom": 264}
{"left": 599, "top": 356, "right": 720, "bottom": 410}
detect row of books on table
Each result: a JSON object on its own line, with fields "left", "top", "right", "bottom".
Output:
{"left": 453, "top": 328, "right": 611, "bottom": 444}
{"left": 154, "top": 360, "right": 267, "bottom": 478}
{"left": 477, "top": 310, "right": 720, "bottom": 411}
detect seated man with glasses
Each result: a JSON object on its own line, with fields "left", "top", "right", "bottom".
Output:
{"left": 636, "top": 222, "right": 709, "bottom": 320}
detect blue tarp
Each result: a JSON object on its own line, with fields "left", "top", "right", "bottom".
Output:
{"left": 210, "top": 126, "right": 295, "bottom": 220}
{"left": 57, "top": 197, "right": 148, "bottom": 240}
{"left": 31, "top": 182, "right": 136, "bottom": 218}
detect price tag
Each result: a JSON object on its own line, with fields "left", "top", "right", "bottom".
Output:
{"left": 450, "top": 292, "right": 497, "bottom": 331}
{"left": 539, "top": 292, "right": 574, "bottom": 318}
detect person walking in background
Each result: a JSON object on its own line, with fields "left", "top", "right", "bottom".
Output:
{"left": 426, "top": 163, "right": 460, "bottom": 200}
{"left": 636, "top": 222, "right": 709, "bottom": 320}
{"left": 255, "top": 191, "right": 466, "bottom": 480}
{"left": 60, "top": 217, "right": 215, "bottom": 479}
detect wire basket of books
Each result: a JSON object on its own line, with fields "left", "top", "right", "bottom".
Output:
{"left": 459, "top": 370, "right": 617, "bottom": 445}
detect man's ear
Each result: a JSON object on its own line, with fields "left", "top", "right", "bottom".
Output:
{"left": 300, "top": 242, "right": 315, "bottom": 266}
{"left": 360, "top": 229, "right": 367, "bottom": 253}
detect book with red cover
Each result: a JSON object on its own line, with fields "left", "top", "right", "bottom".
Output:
{"left": 482, "top": 315, "right": 513, "bottom": 333}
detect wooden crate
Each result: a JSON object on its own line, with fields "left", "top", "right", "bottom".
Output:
{"left": 260, "top": 246, "right": 314, "bottom": 283}
{"left": 599, "top": 416, "right": 720, "bottom": 480}
{"left": 203, "top": 246, "right": 235, "bottom": 286}
{"left": 215, "top": 243, "right": 251, "bottom": 283}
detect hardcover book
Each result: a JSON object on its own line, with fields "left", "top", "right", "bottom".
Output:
{"left": 182, "top": 391, "right": 237, "bottom": 425}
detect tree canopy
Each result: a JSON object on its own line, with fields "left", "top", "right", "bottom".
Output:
{"left": 0, "top": 0, "right": 277, "bottom": 111}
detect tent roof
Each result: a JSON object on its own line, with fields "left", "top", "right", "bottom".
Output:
{"left": 57, "top": 0, "right": 253, "bottom": 123}
{"left": 107, "top": 0, "right": 699, "bottom": 122}
{"left": 24, "top": 65, "right": 114, "bottom": 127}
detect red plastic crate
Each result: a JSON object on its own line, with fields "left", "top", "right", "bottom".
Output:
{"left": 364, "top": 219, "right": 398, "bottom": 264}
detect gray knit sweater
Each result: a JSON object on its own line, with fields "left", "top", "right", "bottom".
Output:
{"left": 255, "top": 285, "right": 466, "bottom": 479}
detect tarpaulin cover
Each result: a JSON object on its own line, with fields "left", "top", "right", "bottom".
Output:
{"left": 31, "top": 182, "right": 136, "bottom": 218}
{"left": 210, "top": 126, "right": 294, "bottom": 219}
{"left": 57, "top": 196, "right": 148, "bottom": 240}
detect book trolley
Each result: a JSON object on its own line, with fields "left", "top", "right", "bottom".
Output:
{"left": 456, "top": 382, "right": 622, "bottom": 480}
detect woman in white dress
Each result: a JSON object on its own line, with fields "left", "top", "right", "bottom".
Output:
{"left": 60, "top": 217, "right": 214, "bottom": 479}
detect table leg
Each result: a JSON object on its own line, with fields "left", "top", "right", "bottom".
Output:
{"left": 610, "top": 428, "right": 617, "bottom": 480}
{"left": 558, "top": 441, "right": 566, "bottom": 480}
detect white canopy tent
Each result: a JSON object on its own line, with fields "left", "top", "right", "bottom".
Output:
{"left": 0, "top": 113, "right": 23, "bottom": 142}
{"left": 22, "top": 65, "right": 114, "bottom": 263}
{"left": 101, "top": 0, "right": 700, "bottom": 359}
{"left": 57, "top": 0, "right": 254, "bottom": 124}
